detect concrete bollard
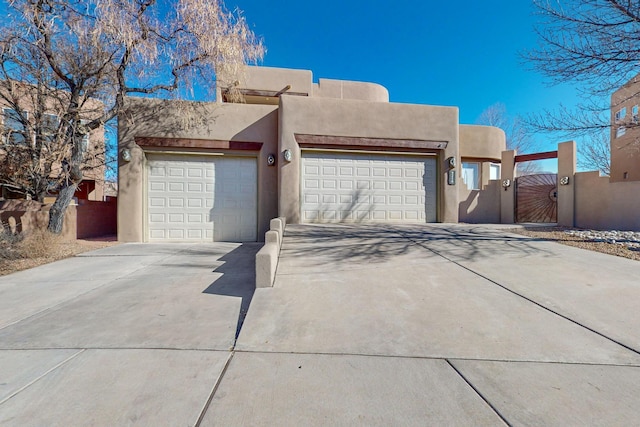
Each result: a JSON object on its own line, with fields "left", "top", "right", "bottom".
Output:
{"left": 270, "top": 217, "right": 283, "bottom": 236}
{"left": 255, "top": 242, "right": 278, "bottom": 288}
{"left": 265, "top": 230, "right": 280, "bottom": 249}
{"left": 255, "top": 217, "right": 287, "bottom": 288}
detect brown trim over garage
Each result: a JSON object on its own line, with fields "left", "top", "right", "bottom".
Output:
{"left": 135, "top": 137, "right": 263, "bottom": 151}
{"left": 294, "top": 134, "right": 448, "bottom": 152}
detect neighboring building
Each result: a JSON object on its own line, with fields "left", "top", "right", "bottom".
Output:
{"left": 610, "top": 74, "right": 640, "bottom": 182}
{"left": 0, "top": 83, "right": 106, "bottom": 201}
{"left": 118, "top": 66, "right": 505, "bottom": 243}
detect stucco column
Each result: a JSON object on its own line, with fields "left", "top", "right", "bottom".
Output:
{"left": 500, "top": 150, "right": 516, "bottom": 224}
{"left": 557, "top": 141, "right": 576, "bottom": 227}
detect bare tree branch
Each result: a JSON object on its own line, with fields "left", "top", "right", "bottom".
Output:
{"left": 476, "top": 103, "right": 543, "bottom": 175}
{"left": 525, "top": 0, "right": 640, "bottom": 133}
{"left": 578, "top": 129, "right": 611, "bottom": 175}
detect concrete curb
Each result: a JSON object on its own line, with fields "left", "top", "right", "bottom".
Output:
{"left": 255, "top": 217, "right": 286, "bottom": 288}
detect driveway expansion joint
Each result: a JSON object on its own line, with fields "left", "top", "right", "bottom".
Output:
{"left": 395, "top": 228, "right": 640, "bottom": 359}
{"left": 195, "top": 350, "right": 235, "bottom": 427}
{"left": 0, "top": 349, "right": 85, "bottom": 406}
{"left": 446, "top": 359, "right": 512, "bottom": 427}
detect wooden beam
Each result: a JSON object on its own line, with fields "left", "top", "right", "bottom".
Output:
{"left": 514, "top": 151, "right": 558, "bottom": 163}
{"left": 295, "top": 134, "right": 448, "bottom": 151}
{"left": 135, "top": 137, "right": 262, "bottom": 151}
{"left": 222, "top": 88, "right": 308, "bottom": 98}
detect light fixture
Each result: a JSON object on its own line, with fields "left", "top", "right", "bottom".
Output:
{"left": 559, "top": 176, "right": 570, "bottom": 185}
{"left": 267, "top": 154, "right": 276, "bottom": 166}
{"left": 121, "top": 148, "right": 131, "bottom": 162}
{"left": 502, "top": 179, "right": 511, "bottom": 188}
{"left": 283, "top": 149, "right": 292, "bottom": 162}
{"left": 447, "top": 157, "right": 456, "bottom": 168}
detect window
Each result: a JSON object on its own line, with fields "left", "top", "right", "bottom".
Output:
{"left": 2, "top": 108, "right": 28, "bottom": 144}
{"left": 615, "top": 107, "right": 627, "bottom": 122}
{"left": 489, "top": 163, "right": 501, "bottom": 180}
{"left": 462, "top": 162, "right": 480, "bottom": 190}
{"left": 616, "top": 126, "right": 626, "bottom": 138}
{"left": 42, "top": 113, "right": 59, "bottom": 144}
{"left": 633, "top": 105, "right": 638, "bottom": 123}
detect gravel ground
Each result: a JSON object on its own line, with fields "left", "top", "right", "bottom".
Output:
{"left": 0, "top": 237, "right": 118, "bottom": 276}
{"left": 510, "top": 226, "right": 640, "bottom": 262}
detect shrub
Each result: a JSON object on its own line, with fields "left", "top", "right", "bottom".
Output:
{"left": 0, "top": 227, "right": 61, "bottom": 262}
{"left": 0, "top": 227, "right": 24, "bottom": 260}
{"left": 18, "top": 229, "right": 61, "bottom": 259}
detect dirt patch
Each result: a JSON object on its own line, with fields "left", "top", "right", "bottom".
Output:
{"left": 510, "top": 226, "right": 640, "bottom": 262}
{"left": 0, "top": 236, "right": 118, "bottom": 276}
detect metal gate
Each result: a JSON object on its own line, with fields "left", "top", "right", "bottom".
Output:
{"left": 515, "top": 173, "right": 558, "bottom": 223}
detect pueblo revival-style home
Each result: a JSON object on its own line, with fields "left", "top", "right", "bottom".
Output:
{"left": 117, "top": 66, "right": 505, "bottom": 242}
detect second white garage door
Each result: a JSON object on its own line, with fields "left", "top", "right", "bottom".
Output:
{"left": 301, "top": 151, "right": 437, "bottom": 223}
{"left": 147, "top": 155, "right": 257, "bottom": 242}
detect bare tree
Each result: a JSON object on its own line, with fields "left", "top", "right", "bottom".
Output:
{"left": 476, "top": 103, "right": 541, "bottom": 175}
{"left": 0, "top": 0, "right": 263, "bottom": 233}
{"left": 525, "top": 0, "right": 640, "bottom": 136}
{"left": 578, "top": 130, "right": 611, "bottom": 175}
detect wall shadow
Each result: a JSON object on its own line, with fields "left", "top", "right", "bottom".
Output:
{"left": 458, "top": 180, "right": 501, "bottom": 224}
{"left": 201, "top": 243, "right": 260, "bottom": 338}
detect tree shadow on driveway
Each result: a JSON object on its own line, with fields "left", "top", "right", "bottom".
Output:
{"left": 202, "top": 243, "right": 261, "bottom": 339}
{"left": 280, "top": 223, "right": 554, "bottom": 267}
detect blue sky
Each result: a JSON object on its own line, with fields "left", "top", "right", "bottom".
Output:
{"left": 231, "top": 0, "right": 583, "bottom": 155}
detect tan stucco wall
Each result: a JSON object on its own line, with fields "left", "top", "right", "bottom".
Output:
{"left": 458, "top": 180, "right": 501, "bottom": 223}
{"left": 457, "top": 125, "right": 505, "bottom": 223}
{"left": 459, "top": 125, "right": 506, "bottom": 160}
{"left": 0, "top": 203, "right": 76, "bottom": 240}
{"left": 557, "top": 141, "right": 576, "bottom": 227}
{"left": 118, "top": 97, "right": 278, "bottom": 242}
{"left": 575, "top": 171, "right": 640, "bottom": 230}
{"left": 278, "top": 95, "right": 460, "bottom": 224}
{"left": 313, "top": 78, "right": 389, "bottom": 102}
{"left": 220, "top": 66, "right": 390, "bottom": 103}
{"left": 232, "top": 66, "right": 314, "bottom": 96}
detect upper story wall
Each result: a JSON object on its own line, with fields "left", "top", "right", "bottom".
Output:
{"left": 459, "top": 124, "right": 505, "bottom": 161}
{"left": 313, "top": 78, "right": 389, "bottom": 102}
{"left": 230, "top": 66, "right": 314, "bottom": 97}
{"left": 219, "top": 66, "right": 390, "bottom": 104}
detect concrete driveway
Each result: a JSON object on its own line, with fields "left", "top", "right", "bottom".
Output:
{"left": 0, "top": 242, "right": 260, "bottom": 426}
{"left": 211, "top": 224, "right": 640, "bottom": 426}
{"left": 2, "top": 224, "right": 640, "bottom": 426}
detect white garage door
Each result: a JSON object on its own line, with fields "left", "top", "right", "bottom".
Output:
{"left": 147, "top": 155, "right": 257, "bottom": 242}
{"left": 301, "top": 151, "right": 437, "bottom": 223}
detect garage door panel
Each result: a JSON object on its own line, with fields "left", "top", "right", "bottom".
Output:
{"left": 147, "top": 155, "right": 257, "bottom": 242}
{"left": 301, "top": 152, "right": 437, "bottom": 224}
{"left": 168, "top": 198, "right": 183, "bottom": 207}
